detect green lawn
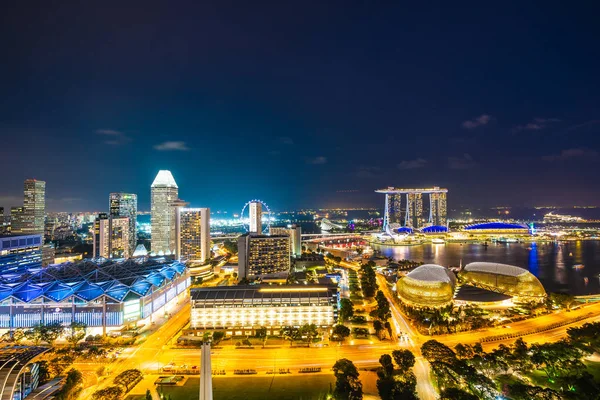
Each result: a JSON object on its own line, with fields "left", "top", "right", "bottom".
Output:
{"left": 155, "top": 375, "right": 335, "bottom": 400}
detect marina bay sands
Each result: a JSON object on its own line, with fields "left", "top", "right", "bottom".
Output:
{"left": 375, "top": 187, "right": 448, "bottom": 232}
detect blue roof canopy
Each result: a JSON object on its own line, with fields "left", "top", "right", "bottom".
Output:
{"left": 464, "top": 222, "right": 528, "bottom": 230}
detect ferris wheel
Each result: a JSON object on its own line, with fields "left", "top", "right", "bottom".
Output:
{"left": 239, "top": 199, "right": 272, "bottom": 234}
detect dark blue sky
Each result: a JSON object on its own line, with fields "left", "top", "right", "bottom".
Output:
{"left": 1, "top": 1, "right": 599, "bottom": 212}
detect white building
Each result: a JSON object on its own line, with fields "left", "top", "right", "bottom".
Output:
{"left": 11, "top": 179, "right": 45, "bottom": 235}
{"left": 93, "top": 214, "right": 130, "bottom": 259}
{"left": 109, "top": 193, "right": 138, "bottom": 255}
{"left": 151, "top": 170, "right": 179, "bottom": 255}
{"left": 177, "top": 207, "right": 211, "bottom": 263}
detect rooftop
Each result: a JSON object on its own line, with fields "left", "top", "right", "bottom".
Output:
{"left": 151, "top": 170, "right": 178, "bottom": 188}
{"left": 463, "top": 262, "right": 530, "bottom": 277}
{"left": 406, "top": 264, "right": 456, "bottom": 284}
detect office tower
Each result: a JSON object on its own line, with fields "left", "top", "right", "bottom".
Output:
{"left": 0, "top": 234, "right": 43, "bottom": 273}
{"left": 429, "top": 192, "right": 448, "bottom": 226}
{"left": 387, "top": 194, "right": 403, "bottom": 226}
{"left": 92, "top": 214, "right": 130, "bottom": 258}
{"left": 93, "top": 213, "right": 110, "bottom": 258}
{"left": 270, "top": 224, "right": 302, "bottom": 257}
{"left": 176, "top": 208, "right": 211, "bottom": 263}
{"left": 249, "top": 201, "right": 262, "bottom": 234}
{"left": 109, "top": 193, "right": 138, "bottom": 255}
{"left": 405, "top": 193, "right": 423, "bottom": 228}
{"left": 0, "top": 207, "right": 3, "bottom": 225}
{"left": 10, "top": 207, "right": 24, "bottom": 233}
{"left": 151, "top": 170, "right": 179, "bottom": 255}
{"left": 238, "top": 234, "right": 290, "bottom": 279}
{"left": 21, "top": 179, "right": 46, "bottom": 235}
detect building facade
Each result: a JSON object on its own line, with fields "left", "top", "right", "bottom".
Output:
{"left": 109, "top": 193, "right": 138, "bottom": 255}
{"left": 0, "top": 234, "right": 43, "bottom": 274}
{"left": 92, "top": 214, "right": 110, "bottom": 258}
{"left": 238, "top": 234, "right": 290, "bottom": 278}
{"left": 249, "top": 201, "right": 262, "bottom": 234}
{"left": 93, "top": 214, "right": 130, "bottom": 259}
{"left": 376, "top": 187, "right": 448, "bottom": 231}
{"left": 270, "top": 225, "right": 302, "bottom": 257}
{"left": 189, "top": 285, "right": 338, "bottom": 335}
{"left": 12, "top": 180, "right": 46, "bottom": 235}
{"left": 177, "top": 208, "right": 211, "bottom": 263}
{"left": 151, "top": 170, "right": 179, "bottom": 255}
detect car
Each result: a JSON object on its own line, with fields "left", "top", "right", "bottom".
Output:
{"left": 191, "top": 365, "right": 198, "bottom": 370}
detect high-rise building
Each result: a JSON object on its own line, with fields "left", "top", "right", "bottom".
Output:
{"left": 249, "top": 201, "right": 262, "bottom": 234}
{"left": 0, "top": 207, "right": 4, "bottom": 226}
{"left": 109, "top": 193, "right": 138, "bottom": 255}
{"left": 151, "top": 170, "right": 179, "bottom": 255}
{"left": 177, "top": 208, "right": 211, "bottom": 263}
{"left": 429, "top": 192, "right": 448, "bottom": 226}
{"left": 238, "top": 234, "right": 290, "bottom": 279}
{"left": 405, "top": 193, "right": 423, "bottom": 228}
{"left": 20, "top": 179, "right": 46, "bottom": 235}
{"left": 93, "top": 213, "right": 130, "bottom": 259}
{"left": 270, "top": 225, "right": 302, "bottom": 257}
{"left": 92, "top": 213, "right": 110, "bottom": 258}
{"left": 10, "top": 207, "right": 24, "bottom": 234}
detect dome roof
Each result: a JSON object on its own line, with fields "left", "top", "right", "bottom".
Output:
{"left": 397, "top": 227, "right": 413, "bottom": 234}
{"left": 460, "top": 262, "right": 545, "bottom": 299}
{"left": 464, "top": 222, "right": 528, "bottom": 230}
{"left": 407, "top": 264, "right": 456, "bottom": 284}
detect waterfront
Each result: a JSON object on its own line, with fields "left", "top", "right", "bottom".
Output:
{"left": 373, "top": 240, "right": 600, "bottom": 295}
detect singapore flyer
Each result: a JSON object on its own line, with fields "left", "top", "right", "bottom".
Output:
{"left": 239, "top": 199, "right": 272, "bottom": 234}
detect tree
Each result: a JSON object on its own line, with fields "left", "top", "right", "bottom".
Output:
{"left": 25, "top": 323, "right": 44, "bottom": 345}
{"left": 145, "top": 389, "right": 152, "bottom": 400}
{"left": 359, "top": 263, "right": 377, "bottom": 298}
{"left": 507, "top": 382, "right": 561, "bottom": 400}
{"left": 376, "top": 354, "right": 395, "bottom": 400}
{"left": 54, "top": 368, "right": 83, "bottom": 400}
{"left": 331, "top": 324, "right": 351, "bottom": 341}
{"left": 567, "top": 321, "right": 600, "bottom": 354}
{"left": 391, "top": 379, "right": 418, "bottom": 400}
{"left": 212, "top": 331, "right": 225, "bottom": 345}
{"left": 373, "top": 320, "right": 385, "bottom": 339}
{"left": 439, "top": 388, "right": 479, "bottom": 400}
{"left": 41, "top": 322, "right": 65, "bottom": 346}
{"left": 222, "top": 240, "right": 238, "bottom": 255}
{"left": 530, "top": 340, "right": 586, "bottom": 381}
{"left": 421, "top": 340, "right": 457, "bottom": 364}
{"left": 65, "top": 322, "right": 87, "bottom": 348}
{"left": 549, "top": 292, "right": 575, "bottom": 310}
{"left": 372, "top": 290, "right": 391, "bottom": 321}
{"left": 391, "top": 349, "right": 415, "bottom": 372}
{"left": 113, "top": 369, "right": 143, "bottom": 391}
{"left": 332, "top": 359, "right": 363, "bottom": 400}
{"left": 92, "top": 386, "right": 123, "bottom": 400}
{"left": 339, "top": 298, "right": 355, "bottom": 322}
{"left": 281, "top": 326, "right": 299, "bottom": 347}
{"left": 299, "top": 323, "right": 319, "bottom": 345}
{"left": 254, "top": 326, "right": 267, "bottom": 347}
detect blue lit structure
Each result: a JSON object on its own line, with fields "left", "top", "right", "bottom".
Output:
{"left": 397, "top": 227, "right": 413, "bottom": 234}
{"left": 0, "top": 257, "right": 189, "bottom": 334}
{"left": 421, "top": 225, "right": 449, "bottom": 233}
{"left": 463, "top": 222, "right": 529, "bottom": 232}
{"left": 0, "top": 234, "right": 43, "bottom": 275}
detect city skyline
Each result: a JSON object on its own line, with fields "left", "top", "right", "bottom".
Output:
{"left": 1, "top": 2, "right": 599, "bottom": 212}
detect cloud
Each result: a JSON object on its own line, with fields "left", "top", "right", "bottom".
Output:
{"left": 542, "top": 148, "right": 598, "bottom": 161}
{"left": 356, "top": 166, "right": 381, "bottom": 178}
{"left": 462, "top": 114, "right": 492, "bottom": 129}
{"left": 397, "top": 158, "right": 427, "bottom": 170}
{"left": 513, "top": 118, "right": 561, "bottom": 133}
{"left": 566, "top": 120, "right": 600, "bottom": 132}
{"left": 278, "top": 136, "right": 294, "bottom": 145}
{"left": 448, "top": 153, "right": 476, "bottom": 169}
{"left": 153, "top": 141, "right": 190, "bottom": 151}
{"left": 96, "top": 128, "right": 132, "bottom": 145}
{"left": 306, "top": 156, "right": 327, "bottom": 165}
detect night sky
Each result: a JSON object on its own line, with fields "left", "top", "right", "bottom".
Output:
{"left": 1, "top": 1, "right": 599, "bottom": 212}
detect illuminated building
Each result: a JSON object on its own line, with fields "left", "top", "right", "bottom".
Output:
{"left": 92, "top": 214, "right": 130, "bottom": 259}
{"left": 177, "top": 208, "right": 211, "bottom": 263}
{"left": 151, "top": 170, "right": 179, "bottom": 255}
{"left": 19, "top": 179, "right": 46, "bottom": 235}
{"left": 376, "top": 187, "right": 448, "bottom": 231}
{"left": 0, "top": 258, "right": 189, "bottom": 335}
{"left": 0, "top": 234, "right": 43, "bottom": 274}
{"left": 462, "top": 222, "right": 530, "bottom": 235}
{"left": 270, "top": 224, "right": 302, "bottom": 257}
{"left": 0, "top": 207, "right": 3, "bottom": 226}
{"left": 0, "top": 347, "right": 49, "bottom": 400}
{"left": 249, "top": 201, "right": 262, "bottom": 234}
{"left": 459, "top": 262, "right": 545, "bottom": 300}
{"left": 396, "top": 264, "right": 456, "bottom": 307}
{"left": 9, "top": 207, "right": 23, "bottom": 234}
{"left": 189, "top": 285, "right": 338, "bottom": 335}
{"left": 237, "top": 234, "right": 290, "bottom": 279}
{"left": 109, "top": 193, "right": 138, "bottom": 255}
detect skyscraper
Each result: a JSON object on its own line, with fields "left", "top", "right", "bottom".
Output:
{"left": 405, "top": 192, "right": 423, "bottom": 228}
{"left": 177, "top": 208, "right": 211, "bottom": 263}
{"left": 93, "top": 213, "right": 110, "bottom": 258}
{"left": 9, "top": 207, "right": 23, "bottom": 233}
{"left": 270, "top": 225, "right": 302, "bottom": 257}
{"left": 12, "top": 179, "right": 45, "bottom": 235}
{"left": 238, "top": 234, "right": 290, "bottom": 278}
{"left": 109, "top": 193, "right": 138, "bottom": 255}
{"left": 151, "top": 170, "right": 179, "bottom": 255}
{"left": 249, "top": 201, "right": 262, "bottom": 234}
{"left": 429, "top": 192, "right": 448, "bottom": 226}
{"left": 93, "top": 213, "right": 130, "bottom": 258}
